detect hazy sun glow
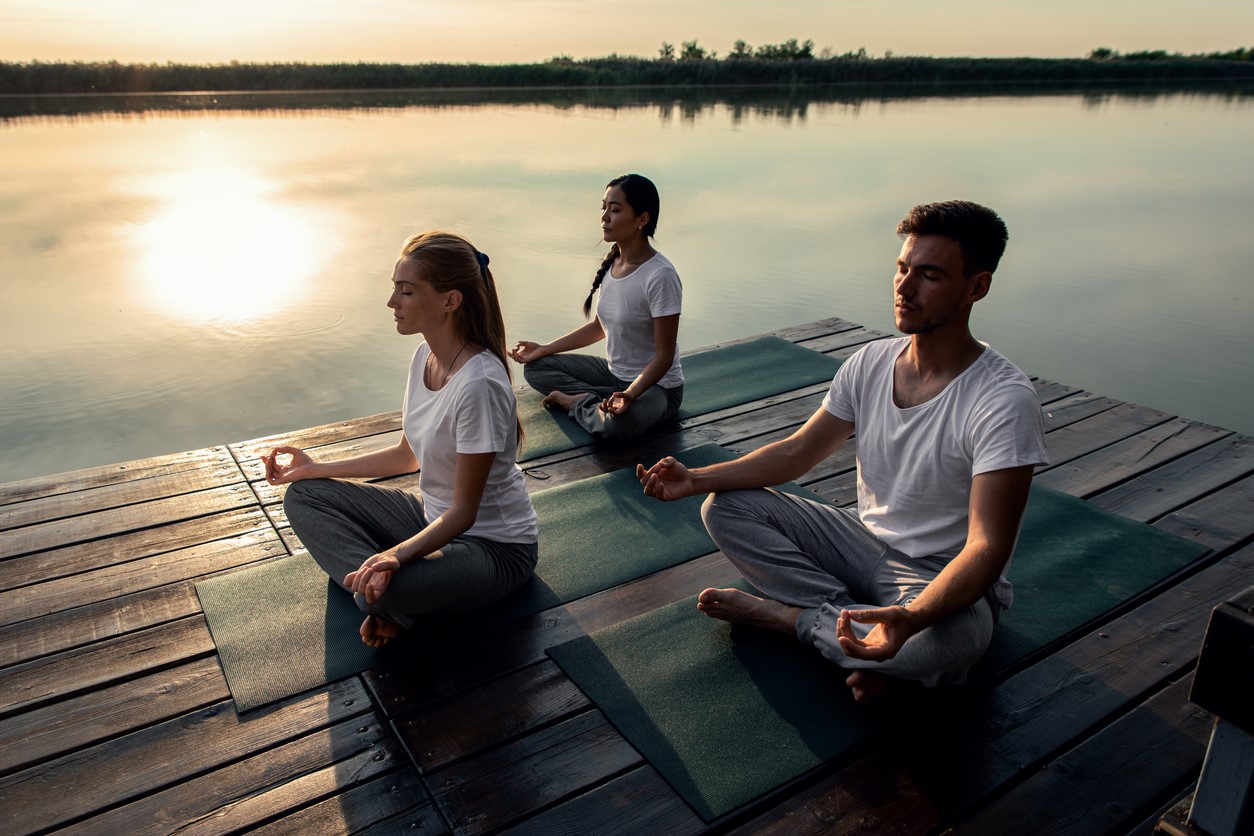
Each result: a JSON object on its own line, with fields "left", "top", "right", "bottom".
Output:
{"left": 135, "top": 168, "right": 322, "bottom": 324}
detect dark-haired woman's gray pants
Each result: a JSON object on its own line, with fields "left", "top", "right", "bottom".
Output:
{"left": 523, "top": 353, "right": 682, "bottom": 440}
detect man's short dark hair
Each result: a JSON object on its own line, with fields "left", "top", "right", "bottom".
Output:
{"left": 896, "top": 200, "right": 1009, "bottom": 276}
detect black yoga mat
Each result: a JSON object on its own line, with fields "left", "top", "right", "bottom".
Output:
{"left": 519, "top": 335, "right": 842, "bottom": 459}
{"left": 548, "top": 485, "right": 1209, "bottom": 820}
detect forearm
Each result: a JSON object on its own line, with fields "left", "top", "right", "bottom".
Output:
{"left": 689, "top": 436, "right": 820, "bottom": 494}
{"left": 543, "top": 320, "right": 606, "bottom": 355}
{"left": 392, "top": 503, "right": 477, "bottom": 564}
{"left": 902, "top": 541, "right": 1007, "bottom": 631}
{"left": 303, "top": 440, "right": 418, "bottom": 481}
{"left": 623, "top": 347, "right": 674, "bottom": 397}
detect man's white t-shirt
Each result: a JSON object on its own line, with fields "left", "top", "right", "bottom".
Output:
{"left": 823, "top": 337, "right": 1049, "bottom": 605}
{"left": 596, "top": 251, "right": 684, "bottom": 388}
{"left": 402, "top": 344, "right": 538, "bottom": 543}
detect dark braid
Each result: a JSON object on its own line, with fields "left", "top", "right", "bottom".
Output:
{"left": 583, "top": 243, "right": 619, "bottom": 317}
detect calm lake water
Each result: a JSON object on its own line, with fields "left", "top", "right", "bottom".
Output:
{"left": 2, "top": 86, "right": 1252, "bottom": 483}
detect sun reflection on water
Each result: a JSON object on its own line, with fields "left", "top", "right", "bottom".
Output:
{"left": 135, "top": 168, "right": 324, "bottom": 323}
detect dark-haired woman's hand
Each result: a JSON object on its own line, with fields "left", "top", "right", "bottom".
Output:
{"left": 600, "top": 390, "right": 635, "bottom": 415}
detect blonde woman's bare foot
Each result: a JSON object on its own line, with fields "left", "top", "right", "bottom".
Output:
{"left": 541, "top": 390, "right": 590, "bottom": 412}
{"left": 360, "top": 614, "right": 403, "bottom": 648}
{"left": 845, "top": 670, "right": 889, "bottom": 703}
{"left": 696, "top": 587, "right": 802, "bottom": 635}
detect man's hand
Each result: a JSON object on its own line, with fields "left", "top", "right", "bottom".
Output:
{"left": 836, "top": 605, "right": 919, "bottom": 662}
{"left": 636, "top": 456, "right": 694, "bottom": 502}
{"left": 345, "top": 550, "right": 402, "bottom": 604}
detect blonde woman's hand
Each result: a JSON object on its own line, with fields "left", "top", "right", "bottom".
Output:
{"left": 261, "top": 445, "right": 319, "bottom": 485}
{"left": 345, "top": 550, "right": 402, "bottom": 604}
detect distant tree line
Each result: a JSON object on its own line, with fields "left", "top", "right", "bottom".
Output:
{"left": 2, "top": 43, "right": 1252, "bottom": 96}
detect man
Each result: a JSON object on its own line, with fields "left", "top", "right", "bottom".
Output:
{"left": 637, "top": 200, "right": 1048, "bottom": 702}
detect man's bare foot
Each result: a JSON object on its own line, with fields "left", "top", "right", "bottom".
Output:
{"left": 696, "top": 587, "right": 802, "bottom": 635}
{"left": 360, "top": 614, "right": 403, "bottom": 648}
{"left": 541, "top": 390, "right": 590, "bottom": 412}
{"left": 845, "top": 670, "right": 889, "bottom": 703}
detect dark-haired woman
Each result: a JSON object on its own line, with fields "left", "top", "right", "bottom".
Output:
{"left": 262, "top": 232, "right": 538, "bottom": 647}
{"left": 510, "top": 173, "right": 683, "bottom": 439}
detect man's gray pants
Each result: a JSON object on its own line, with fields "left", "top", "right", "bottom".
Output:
{"left": 701, "top": 487, "right": 998, "bottom": 686}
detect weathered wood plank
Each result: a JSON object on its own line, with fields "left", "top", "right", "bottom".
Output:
{"left": 0, "top": 446, "right": 234, "bottom": 507}
{"left": 796, "top": 326, "right": 893, "bottom": 354}
{"left": 0, "top": 455, "right": 244, "bottom": 532}
{"left": 428, "top": 709, "right": 641, "bottom": 836}
{"left": 0, "top": 507, "right": 272, "bottom": 592}
{"left": 0, "top": 656, "right": 227, "bottom": 774}
{"left": 1040, "top": 401, "right": 1175, "bottom": 471}
{"left": 49, "top": 706, "right": 393, "bottom": 836}
{"left": 250, "top": 769, "right": 447, "bottom": 836}
{"left": 499, "top": 766, "right": 703, "bottom": 836}
{"left": 951, "top": 675, "right": 1210, "bottom": 835}
{"left": 0, "top": 615, "right": 215, "bottom": 717}
{"left": 1091, "top": 433, "right": 1254, "bottom": 522}
{"left": 0, "top": 678, "right": 371, "bottom": 835}
{"left": 395, "top": 659, "right": 591, "bottom": 773}
{"left": 0, "top": 483, "right": 260, "bottom": 560}
{"left": 0, "top": 581, "right": 198, "bottom": 669}
{"left": 0, "top": 532, "right": 284, "bottom": 625}
{"left": 1040, "top": 390, "right": 1122, "bottom": 431}
{"left": 229, "top": 412, "right": 404, "bottom": 468}
{"left": 1035, "top": 418, "right": 1232, "bottom": 499}
{"left": 1152, "top": 471, "right": 1254, "bottom": 554}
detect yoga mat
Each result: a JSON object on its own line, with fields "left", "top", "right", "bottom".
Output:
{"left": 198, "top": 443, "right": 736, "bottom": 712}
{"left": 519, "top": 336, "right": 842, "bottom": 459}
{"left": 548, "top": 485, "right": 1210, "bottom": 820}
{"left": 196, "top": 553, "right": 385, "bottom": 713}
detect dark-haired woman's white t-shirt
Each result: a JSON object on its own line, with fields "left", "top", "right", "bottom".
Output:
{"left": 596, "top": 252, "right": 684, "bottom": 388}
{"left": 402, "top": 343, "right": 537, "bottom": 543}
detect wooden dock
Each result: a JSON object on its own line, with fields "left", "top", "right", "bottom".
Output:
{"left": 1, "top": 317, "right": 1250, "bottom": 835}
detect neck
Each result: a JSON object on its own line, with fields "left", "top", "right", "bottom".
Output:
{"left": 422, "top": 325, "right": 465, "bottom": 362}
{"left": 903, "top": 325, "right": 983, "bottom": 377}
{"left": 616, "top": 235, "right": 654, "bottom": 265}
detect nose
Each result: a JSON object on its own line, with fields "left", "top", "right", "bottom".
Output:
{"left": 895, "top": 270, "right": 916, "bottom": 297}
{"left": 387, "top": 290, "right": 399, "bottom": 309}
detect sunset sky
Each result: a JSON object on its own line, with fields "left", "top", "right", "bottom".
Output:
{"left": 1, "top": 0, "right": 1250, "bottom": 64}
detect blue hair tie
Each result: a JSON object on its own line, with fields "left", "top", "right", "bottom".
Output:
{"left": 475, "top": 250, "right": 490, "bottom": 276}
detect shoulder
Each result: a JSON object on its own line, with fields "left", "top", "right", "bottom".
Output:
{"left": 455, "top": 352, "right": 515, "bottom": 400}
{"left": 965, "top": 347, "right": 1037, "bottom": 405}
{"left": 841, "top": 337, "right": 907, "bottom": 377}
{"left": 641, "top": 252, "right": 680, "bottom": 284}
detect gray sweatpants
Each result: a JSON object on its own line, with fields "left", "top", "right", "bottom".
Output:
{"left": 701, "top": 488, "right": 998, "bottom": 686}
{"left": 283, "top": 478, "right": 538, "bottom": 629}
{"left": 522, "top": 353, "right": 683, "bottom": 440}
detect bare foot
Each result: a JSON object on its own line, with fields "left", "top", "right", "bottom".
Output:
{"left": 845, "top": 670, "right": 889, "bottom": 703}
{"left": 541, "top": 390, "right": 590, "bottom": 412}
{"left": 360, "top": 614, "right": 403, "bottom": 648}
{"left": 696, "top": 587, "right": 802, "bottom": 635}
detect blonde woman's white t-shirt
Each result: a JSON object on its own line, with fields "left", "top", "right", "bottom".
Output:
{"left": 596, "top": 251, "right": 683, "bottom": 388}
{"left": 402, "top": 344, "right": 537, "bottom": 543}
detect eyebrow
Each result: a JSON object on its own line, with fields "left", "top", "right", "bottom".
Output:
{"left": 899, "top": 259, "right": 949, "bottom": 275}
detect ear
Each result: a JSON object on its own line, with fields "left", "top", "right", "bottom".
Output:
{"left": 966, "top": 271, "right": 992, "bottom": 303}
{"left": 444, "top": 289, "right": 463, "bottom": 312}
{"left": 635, "top": 211, "right": 651, "bottom": 232}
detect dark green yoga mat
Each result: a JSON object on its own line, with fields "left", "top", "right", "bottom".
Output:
{"left": 548, "top": 485, "right": 1209, "bottom": 821}
{"left": 519, "top": 335, "right": 842, "bottom": 459}
{"left": 197, "top": 443, "right": 735, "bottom": 712}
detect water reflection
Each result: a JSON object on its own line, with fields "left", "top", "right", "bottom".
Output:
{"left": 134, "top": 167, "right": 325, "bottom": 324}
